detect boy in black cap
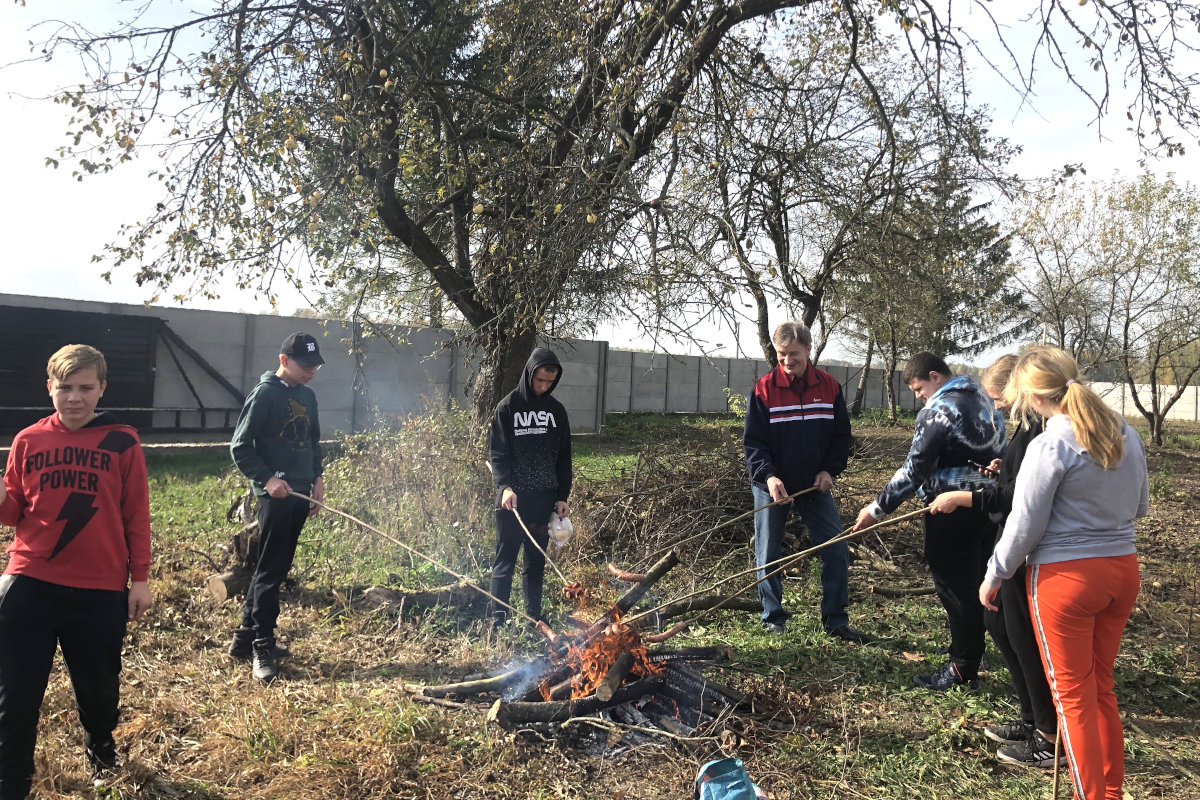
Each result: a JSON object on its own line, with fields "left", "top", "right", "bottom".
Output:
{"left": 228, "top": 332, "right": 325, "bottom": 682}
{"left": 487, "top": 347, "right": 572, "bottom": 625}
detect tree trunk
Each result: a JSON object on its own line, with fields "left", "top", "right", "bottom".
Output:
{"left": 850, "top": 336, "right": 874, "bottom": 415}
{"left": 470, "top": 326, "right": 539, "bottom": 425}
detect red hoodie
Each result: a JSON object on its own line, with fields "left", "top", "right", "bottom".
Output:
{"left": 0, "top": 413, "right": 151, "bottom": 591}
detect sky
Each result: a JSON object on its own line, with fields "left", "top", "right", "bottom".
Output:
{"left": 2, "top": 2, "right": 1196, "bottom": 360}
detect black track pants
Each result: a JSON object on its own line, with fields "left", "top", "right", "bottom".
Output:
{"left": 0, "top": 575, "right": 126, "bottom": 800}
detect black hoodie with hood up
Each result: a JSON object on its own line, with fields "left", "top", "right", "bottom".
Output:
{"left": 487, "top": 347, "right": 572, "bottom": 504}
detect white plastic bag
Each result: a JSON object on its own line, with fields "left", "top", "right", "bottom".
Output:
{"left": 548, "top": 512, "right": 574, "bottom": 546}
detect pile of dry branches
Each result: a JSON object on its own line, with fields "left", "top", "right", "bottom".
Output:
{"left": 574, "top": 438, "right": 750, "bottom": 567}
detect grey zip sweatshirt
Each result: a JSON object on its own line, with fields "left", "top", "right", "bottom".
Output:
{"left": 985, "top": 415, "right": 1149, "bottom": 583}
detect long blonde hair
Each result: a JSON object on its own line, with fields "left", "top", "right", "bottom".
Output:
{"left": 1005, "top": 346, "right": 1125, "bottom": 468}
{"left": 982, "top": 354, "right": 1018, "bottom": 400}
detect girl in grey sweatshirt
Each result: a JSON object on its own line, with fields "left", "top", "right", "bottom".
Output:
{"left": 979, "top": 346, "right": 1148, "bottom": 800}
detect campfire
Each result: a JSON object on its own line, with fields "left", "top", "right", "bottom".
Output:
{"left": 407, "top": 550, "right": 768, "bottom": 742}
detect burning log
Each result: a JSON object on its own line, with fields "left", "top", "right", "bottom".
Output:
{"left": 612, "top": 550, "right": 679, "bottom": 615}
{"left": 595, "top": 652, "right": 636, "bottom": 702}
{"left": 580, "top": 550, "right": 680, "bottom": 642}
{"left": 489, "top": 675, "right": 665, "bottom": 727}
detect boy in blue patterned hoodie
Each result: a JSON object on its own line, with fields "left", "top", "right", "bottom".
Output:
{"left": 853, "top": 352, "right": 1005, "bottom": 690}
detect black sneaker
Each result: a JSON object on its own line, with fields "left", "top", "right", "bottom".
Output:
{"left": 997, "top": 732, "right": 1065, "bottom": 769}
{"left": 913, "top": 662, "right": 980, "bottom": 691}
{"left": 230, "top": 629, "right": 289, "bottom": 661}
{"left": 985, "top": 720, "right": 1034, "bottom": 745}
{"left": 252, "top": 639, "right": 280, "bottom": 683}
{"left": 826, "top": 624, "right": 869, "bottom": 644}
{"left": 86, "top": 739, "right": 121, "bottom": 787}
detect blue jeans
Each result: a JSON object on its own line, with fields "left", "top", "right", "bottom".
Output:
{"left": 752, "top": 484, "right": 849, "bottom": 629}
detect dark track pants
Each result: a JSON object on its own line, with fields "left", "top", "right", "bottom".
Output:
{"left": 923, "top": 506, "right": 994, "bottom": 681}
{"left": 0, "top": 575, "right": 126, "bottom": 800}
{"left": 490, "top": 491, "right": 556, "bottom": 622}
{"left": 241, "top": 491, "right": 310, "bottom": 642}
{"left": 984, "top": 563, "right": 1057, "bottom": 734}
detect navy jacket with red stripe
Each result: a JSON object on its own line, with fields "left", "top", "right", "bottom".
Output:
{"left": 743, "top": 362, "right": 852, "bottom": 493}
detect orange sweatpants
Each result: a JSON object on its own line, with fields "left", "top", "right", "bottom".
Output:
{"left": 1028, "top": 555, "right": 1139, "bottom": 800}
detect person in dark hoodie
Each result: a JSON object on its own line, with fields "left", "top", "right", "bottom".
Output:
{"left": 929, "top": 355, "right": 1059, "bottom": 769}
{"left": 487, "top": 347, "right": 572, "bottom": 626}
{"left": 229, "top": 332, "right": 325, "bottom": 683}
{"left": 852, "top": 351, "right": 1005, "bottom": 691}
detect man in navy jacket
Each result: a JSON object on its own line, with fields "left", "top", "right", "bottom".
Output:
{"left": 743, "top": 322, "right": 864, "bottom": 642}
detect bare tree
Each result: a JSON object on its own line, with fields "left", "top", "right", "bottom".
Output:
{"left": 1012, "top": 173, "right": 1200, "bottom": 443}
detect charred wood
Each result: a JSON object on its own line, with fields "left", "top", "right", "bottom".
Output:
{"left": 648, "top": 646, "right": 733, "bottom": 664}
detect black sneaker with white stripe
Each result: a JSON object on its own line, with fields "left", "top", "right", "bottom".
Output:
{"left": 997, "top": 732, "right": 1066, "bottom": 769}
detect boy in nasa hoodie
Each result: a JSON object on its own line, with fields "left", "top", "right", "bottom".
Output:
{"left": 487, "top": 347, "right": 572, "bottom": 625}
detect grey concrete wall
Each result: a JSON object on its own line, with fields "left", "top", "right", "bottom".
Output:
{"left": 7, "top": 294, "right": 1194, "bottom": 437}
{"left": 0, "top": 294, "right": 609, "bottom": 434}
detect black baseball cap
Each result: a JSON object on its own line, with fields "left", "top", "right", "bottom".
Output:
{"left": 280, "top": 332, "right": 326, "bottom": 367}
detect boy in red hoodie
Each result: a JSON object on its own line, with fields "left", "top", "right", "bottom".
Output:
{"left": 0, "top": 344, "right": 153, "bottom": 798}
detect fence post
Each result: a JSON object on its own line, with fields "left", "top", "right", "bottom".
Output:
{"left": 595, "top": 341, "right": 608, "bottom": 433}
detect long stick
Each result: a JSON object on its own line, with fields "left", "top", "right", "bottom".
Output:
{"left": 628, "top": 506, "right": 930, "bottom": 627}
{"left": 513, "top": 508, "right": 569, "bottom": 583}
{"left": 626, "top": 506, "right": 931, "bottom": 631}
{"left": 1051, "top": 730, "right": 1061, "bottom": 798}
{"left": 290, "top": 491, "right": 534, "bottom": 625}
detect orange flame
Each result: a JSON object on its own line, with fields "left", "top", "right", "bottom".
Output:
{"left": 560, "top": 615, "right": 663, "bottom": 700}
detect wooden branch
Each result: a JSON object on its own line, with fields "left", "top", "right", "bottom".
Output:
{"left": 595, "top": 652, "right": 635, "bottom": 702}
{"left": 360, "top": 580, "right": 489, "bottom": 612}
{"left": 488, "top": 675, "right": 665, "bottom": 728}
{"left": 411, "top": 656, "right": 553, "bottom": 698}
{"left": 653, "top": 594, "right": 762, "bottom": 620}
{"left": 868, "top": 584, "right": 935, "bottom": 598}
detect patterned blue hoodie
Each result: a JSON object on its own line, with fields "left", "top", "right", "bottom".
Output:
{"left": 868, "top": 375, "right": 1005, "bottom": 517}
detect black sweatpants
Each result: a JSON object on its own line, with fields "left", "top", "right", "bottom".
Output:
{"left": 984, "top": 563, "right": 1057, "bottom": 734}
{"left": 490, "top": 490, "right": 556, "bottom": 622}
{"left": 0, "top": 575, "right": 126, "bottom": 800}
{"left": 923, "top": 506, "right": 994, "bottom": 681}
{"left": 240, "top": 491, "right": 310, "bottom": 642}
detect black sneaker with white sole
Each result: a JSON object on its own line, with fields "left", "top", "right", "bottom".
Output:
{"left": 985, "top": 720, "right": 1035, "bottom": 744}
{"left": 252, "top": 637, "right": 281, "bottom": 682}
{"left": 87, "top": 739, "right": 122, "bottom": 787}
{"left": 997, "top": 732, "right": 1066, "bottom": 769}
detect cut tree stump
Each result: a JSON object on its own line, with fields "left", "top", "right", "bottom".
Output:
{"left": 206, "top": 568, "right": 252, "bottom": 602}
